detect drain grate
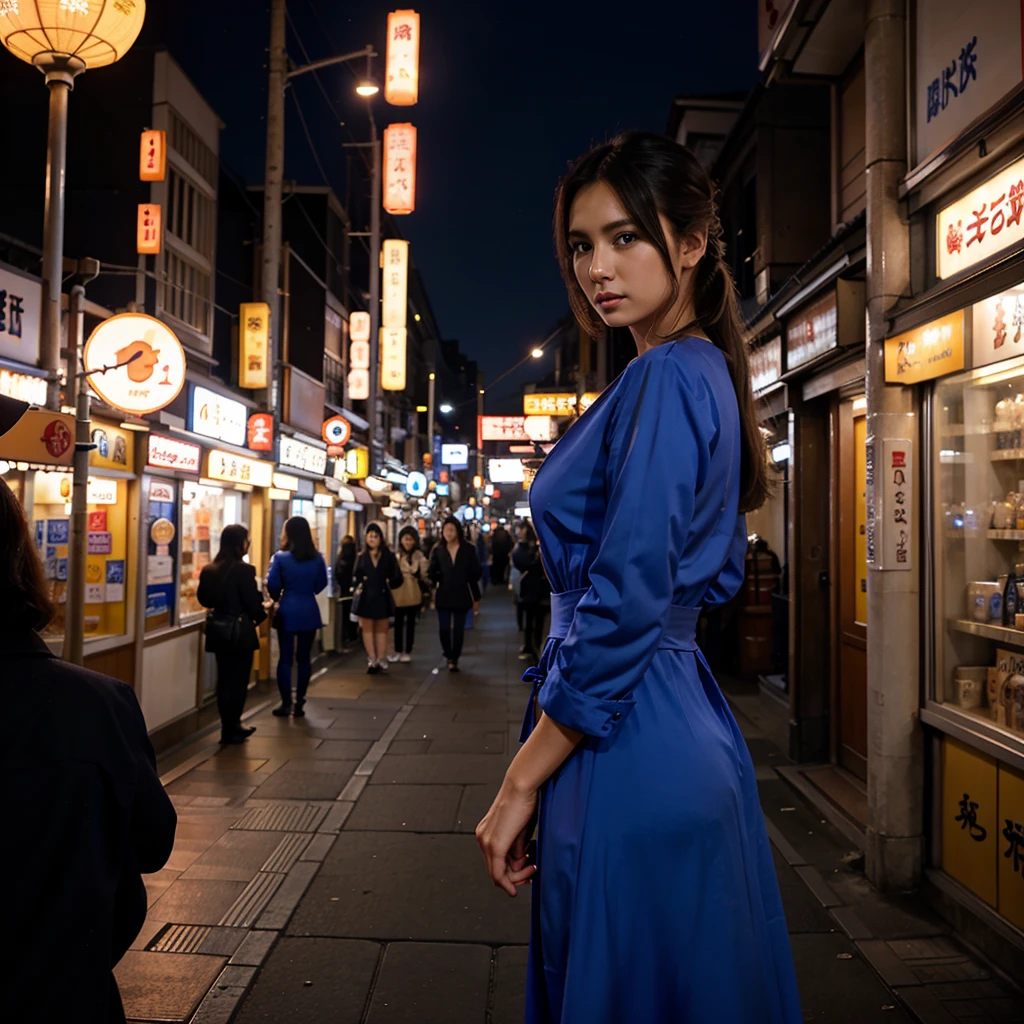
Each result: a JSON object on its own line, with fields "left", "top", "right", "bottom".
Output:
{"left": 218, "top": 872, "right": 285, "bottom": 928}
{"left": 147, "top": 923, "right": 211, "bottom": 954}
{"left": 230, "top": 804, "right": 328, "bottom": 832}
{"left": 261, "top": 833, "right": 312, "bottom": 874}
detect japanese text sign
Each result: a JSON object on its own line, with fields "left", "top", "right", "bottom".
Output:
{"left": 867, "top": 438, "right": 913, "bottom": 572}
{"left": 247, "top": 413, "right": 274, "bottom": 452}
{"left": 750, "top": 335, "right": 782, "bottom": 394}
{"left": 350, "top": 311, "right": 370, "bottom": 343}
{"left": 884, "top": 311, "right": 965, "bottom": 383}
{"left": 147, "top": 433, "right": 200, "bottom": 473}
{"left": 381, "top": 327, "right": 407, "bottom": 391}
{"left": 137, "top": 203, "right": 162, "bottom": 255}
{"left": 205, "top": 449, "right": 273, "bottom": 488}
{"left": 278, "top": 436, "right": 328, "bottom": 476}
{"left": 385, "top": 10, "right": 420, "bottom": 106}
{"left": 971, "top": 287, "right": 1024, "bottom": 367}
{"left": 139, "top": 129, "right": 166, "bottom": 182}
{"left": 915, "top": 1, "right": 1023, "bottom": 165}
{"left": 382, "top": 239, "right": 409, "bottom": 329}
{"left": 523, "top": 393, "right": 579, "bottom": 417}
{"left": 937, "top": 155, "right": 1024, "bottom": 279}
{"left": 383, "top": 123, "right": 417, "bottom": 215}
{"left": 477, "top": 416, "right": 556, "bottom": 446}
{"left": 0, "top": 264, "right": 42, "bottom": 365}
{"left": 190, "top": 385, "right": 247, "bottom": 446}
{"left": 785, "top": 291, "right": 837, "bottom": 370}
{"left": 239, "top": 302, "right": 270, "bottom": 389}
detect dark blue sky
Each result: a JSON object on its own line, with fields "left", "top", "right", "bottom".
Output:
{"left": 143, "top": 1, "right": 756, "bottom": 401}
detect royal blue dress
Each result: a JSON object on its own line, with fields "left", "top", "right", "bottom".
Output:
{"left": 521, "top": 338, "right": 802, "bottom": 1024}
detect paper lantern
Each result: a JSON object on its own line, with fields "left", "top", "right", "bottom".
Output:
{"left": 348, "top": 369, "right": 369, "bottom": 401}
{"left": 383, "top": 123, "right": 416, "bottom": 215}
{"left": 385, "top": 10, "right": 419, "bottom": 106}
{"left": 380, "top": 327, "right": 406, "bottom": 391}
{"left": 137, "top": 203, "right": 161, "bottom": 254}
{"left": 381, "top": 239, "right": 408, "bottom": 329}
{"left": 0, "top": 0, "right": 147, "bottom": 70}
{"left": 139, "top": 128, "right": 165, "bottom": 182}
{"left": 238, "top": 302, "right": 269, "bottom": 389}
{"left": 350, "top": 310, "right": 370, "bottom": 343}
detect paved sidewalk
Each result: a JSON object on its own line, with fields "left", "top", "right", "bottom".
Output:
{"left": 122, "top": 590, "right": 1020, "bottom": 1022}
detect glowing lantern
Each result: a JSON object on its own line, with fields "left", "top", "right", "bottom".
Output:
{"left": 385, "top": 10, "right": 419, "bottom": 106}
{"left": 380, "top": 327, "right": 406, "bottom": 391}
{"left": 139, "top": 128, "right": 165, "bottom": 182}
{"left": 383, "top": 123, "right": 416, "bottom": 215}
{"left": 238, "top": 302, "right": 269, "bottom": 389}
{"left": 350, "top": 310, "right": 370, "bottom": 343}
{"left": 0, "top": 0, "right": 147, "bottom": 70}
{"left": 381, "top": 239, "right": 408, "bottom": 329}
{"left": 137, "top": 203, "right": 161, "bottom": 254}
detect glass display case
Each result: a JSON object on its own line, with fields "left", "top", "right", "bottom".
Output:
{"left": 934, "top": 354, "right": 1024, "bottom": 746}
{"left": 179, "top": 481, "right": 248, "bottom": 617}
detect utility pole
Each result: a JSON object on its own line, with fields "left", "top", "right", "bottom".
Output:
{"left": 262, "top": 0, "right": 287, "bottom": 417}
{"left": 367, "top": 120, "right": 382, "bottom": 475}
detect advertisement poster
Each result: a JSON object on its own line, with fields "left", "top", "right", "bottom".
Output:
{"left": 87, "top": 510, "right": 107, "bottom": 532}
{"left": 85, "top": 583, "right": 104, "bottom": 604}
{"left": 34, "top": 521, "right": 44, "bottom": 548}
{"left": 56, "top": 558, "right": 67, "bottom": 582}
{"left": 88, "top": 532, "right": 113, "bottom": 555}
{"left": 47, "top": 519, "right": 69, "bottom": 545}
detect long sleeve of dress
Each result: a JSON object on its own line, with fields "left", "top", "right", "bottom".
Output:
{"left": 266, "top": 554, "right": 283, "bottom": 602}
{"left": 537, "top": 355, "right": 717, "bottom": 739}
{"left": 313, "top": 554, "right": 328, "bottom": 595}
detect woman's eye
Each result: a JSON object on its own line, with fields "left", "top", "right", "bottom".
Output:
{"left": 570, "top": 240, "right": 592, "bottom": 254}
{"left": 615, "top": 232, "right": 638, "bottom": 246}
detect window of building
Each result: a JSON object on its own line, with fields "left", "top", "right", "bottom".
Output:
{"left": 179, "top": 482, "right": 250, "bottom": 617}
{"left": 838, "top": 57, "right": 866, "bottom": 224}
{"left": 324, "top": 351, "right": 345, "bottom": 407}
{"left": 163, "top": 249, "right": 212, "bottom": 336}
{"left": 167, "top": 166, "right": 214, "bottom": 260}
{"left": 168, "top": 107, "right": 218, "bottom": 189}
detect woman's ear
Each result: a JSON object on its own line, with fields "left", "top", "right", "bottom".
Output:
{"left": 675, "top": 228, "right": 708, "bottom": 271}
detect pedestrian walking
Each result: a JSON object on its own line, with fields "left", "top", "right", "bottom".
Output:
{"left": 352, "top": 523, "right": 403, "bottom": 674}
{"left": 428, "top": 516, "right": 482, "bottom": 672}
{"left": 0, "top": 478, "right": 177, "bottom": 1022}
{"left": 334, "top": 533, "right": 358, "bottom": 647}
{"left": 512, "top": 522, "right": 550, "bottom": 662}
{"left": 197, "top": 524, "right": 268, "bottom": 743}
{"left": 391, "top": 525, "right": 430, "bottom": 663}
{"left": 474, "top": 523, "right": 492, "bottom": 593}
{"left": 509, "top": 521, "right": 528, "bottom": 632}
{"left": 475, "top": 132, "right": 802, "bottom": 1023}
{"left": 267, "top": 517, "right": 328, "bottom": 717}
{"left": 489, "top": 523, "right": 512, "bottom": 586}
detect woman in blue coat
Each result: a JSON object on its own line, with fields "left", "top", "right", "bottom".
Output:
{"left": 475, "top": 132, "right": 802, "bottom": 1023}
{"left": 267, "top": 516, "right": 327, "bottom": 717}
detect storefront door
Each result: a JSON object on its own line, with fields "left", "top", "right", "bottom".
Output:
{"left": 835, "top": 397, "right": 868, "bottom": 779}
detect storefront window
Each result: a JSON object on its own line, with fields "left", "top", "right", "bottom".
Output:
{"left": 31, "top": 470, "right": 128, "bottom": 641}
{"left": 180, "top": 481, "right": 248, "bottom": 616}
{"left": 144, "top": 475, "right": 179, "bottom": 631}
{"left": 934, "top": 355, "right": 1024, "bottom": 741}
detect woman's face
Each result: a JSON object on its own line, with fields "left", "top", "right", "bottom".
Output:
{"left": 443, "top": 523, "right": 458, "bottom": 543}
{"left": 568, "top": 181, "right": 703, "bottom": 337}
{"left": 401, "top": 533, "right": 415, "bottom": 551}
{"left": 367, "top": 530, "right": 381, "bottom": 549}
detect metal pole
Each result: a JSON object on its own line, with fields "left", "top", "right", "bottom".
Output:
{"left": 262, "top": 0, "right": 287, "bottom": 417}
{"left": 476, "top": 372, "right": 484, "bottom": 482}
{"left": 63, "top": 283, "right": 88, "bottom": 665}
{"left": 41, "top": 72, "right": 73, "bottom": 412}
{"left": 367, "top": 118, "right": 382, "bottom": 475}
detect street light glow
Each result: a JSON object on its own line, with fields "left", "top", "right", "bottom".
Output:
{"left": 356, "top": 79, "right": 380, "bottom": 96}
{"left": 531, "top": 348, "right": 544, "bottom": 359}
{"left": 440, "top": 403, "right": 453, "bottom": 414}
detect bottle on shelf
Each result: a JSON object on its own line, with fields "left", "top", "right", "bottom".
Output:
{"left": 1004, "top": 566, "right": 1019, "bottom": 625}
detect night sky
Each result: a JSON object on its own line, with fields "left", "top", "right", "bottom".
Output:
{"left": 142, "top": 1, "right": 756, "bottom": 405}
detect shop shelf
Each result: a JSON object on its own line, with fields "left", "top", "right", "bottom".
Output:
{"left": 986, "top": 529, "right": 1024, "bottom": 540}
{"left": 948, "top": 618, "right": 1024, "bottom": 646}
{"left": 990, "top": 448, "right": 1024, "bottom": 461}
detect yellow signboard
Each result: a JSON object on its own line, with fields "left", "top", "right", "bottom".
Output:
{"left": 381, "top": 327, "right": 407, "bottom": 391}
{"left": 885, "top": 311, "right": 965, "bottom": 385}
{"left": 239, "top": 302, "right": 270, "bottom": 389}
{"left": 942, "top": 737, "right": 998, "bottom": 907}
{"left": 382, "top": 239, "right": 409, "bottom": 329}
{"left": 524, "top": 392, "right": 601, "bottom": 416}
{"left": 0, "top": 399, "right": 74, "bottom": 467}
{"left": 998, "top": 763, "right": 1024, "bottom": 930}
{"left": 139, "top": 129, "right": 166, "bottom": 182}
{"left": 205, "top": 449, "right": 273, "bottom": 488}
{"left": 346, "top": 447, "right": 369, "bottom": 479}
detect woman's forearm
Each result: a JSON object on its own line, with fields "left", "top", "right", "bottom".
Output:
{"left": 505, "top": 712, "right": 583, "bottom": 796}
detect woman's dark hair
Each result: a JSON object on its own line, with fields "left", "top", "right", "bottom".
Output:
{"left": 214, "top": 523, "right": 249, "bottom": 565}
{"left": 398, "top": 525, "right": 421, "bottom": 554}
{"left": 0, "top": 478, "right": 54, "bottom": 632}
{"left": 282, "top": 516, "right": 318, "bottom": 562}
{"left": 554, "top": 130, "right": 770, "bottom": 512}
{"left": 441, "top": 516, "right": 465, "bottom": 545}
{"left": 341, "top": 534, "right": 355, "bottom": 547}
{"left": 519, "top": 522, "right": 538, "bottom": 544}
{"left": 362, "top": 522, "right": 390, "bottom": 556}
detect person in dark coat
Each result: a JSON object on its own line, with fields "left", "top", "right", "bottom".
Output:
{"left": 490, "top": 524, "right": 513, "bottom": 586}
{"left": 352, "top": 523, "right": 403, "bottom": 674}
{"left": 0, "top": 478, "right": 177, "bottom": 1022}
{"left": 197, "top": 524, "right": 267, "bottom": 742}
{"left": 428, "top": 516, "right": 482, "bottom": 672}
{"left": 512, "top": 522, "right": 551, "bottom": 662}
{"left": 334, "top": 534, "right": 358, "bottom": 646}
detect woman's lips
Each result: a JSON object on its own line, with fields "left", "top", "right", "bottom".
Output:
{"left": 595, "top": 294, "right": 624, "bottom": 310}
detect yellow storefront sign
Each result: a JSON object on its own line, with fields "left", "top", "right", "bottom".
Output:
{"left": 524, "top": 392, "right": 601, "bottom": 416}
{"left": 942, "top": 737, "right": 998, "bottom": 906}
{"left": 205, "top": 449, "right": 273, "bottom": 488}
{"left": 885, "top": 311, "right": 965, "bottom": 385}
{"left": 998, "top": 763, "right": 1024, "bottom": 930}
{"left": 88, "top": 418, "right": 135, "bottom": 472}
{"left": 0, "top": 401, "right": 74, "bottom": 467}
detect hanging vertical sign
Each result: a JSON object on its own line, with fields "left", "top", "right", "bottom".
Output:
{"left": 383, "top": 123, "right": 417, "bottom": 215}
{"left": 382, "top": 239, "right": 408, "bottom": 329}
{"left": 137, "top": 204, "right": 162, "bottom": 255}
{"left": 385, "top": 10, "right": 420, "bottom": 106}
{"left": 238, "top": 302, "right": 270, "bottom": 389}
{"left": 381, "top": 327, "right": 407, "bottom": 391}
{"left": 867, "top": 437, "right": 912, "bottom": 571}
{"left": 348, "top": 311, "right": 370, "bottom": 401}
{"left": 139, "top": 129, "right": 166, "bottom": 182}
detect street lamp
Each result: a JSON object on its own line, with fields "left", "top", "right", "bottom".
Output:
{"left": 531, "top": 348, "right": 544, "bottom": 359}
{"left": 440, "top": 403, "right": 452, "bottom": 414}
{"left": 0, "top": 2, "right": 146, "bottom": 411}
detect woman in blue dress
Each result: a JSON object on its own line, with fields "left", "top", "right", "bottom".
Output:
{"left": 475, "top": 132, "right": 803, "bottom": 1023}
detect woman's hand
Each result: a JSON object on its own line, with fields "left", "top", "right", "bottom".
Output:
{"left": 475, "top": 777, "right": 538, "bottom": 897}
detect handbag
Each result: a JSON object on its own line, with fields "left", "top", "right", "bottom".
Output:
{"left": 205, "top": 610, "right": 256, "bottom": 651}
{"left": 351, "top": 581, "right": 365, "bottom": 618}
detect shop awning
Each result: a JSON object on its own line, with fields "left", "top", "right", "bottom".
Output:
{"left": 347, "top": 485, "right": 373, "bottom": 505}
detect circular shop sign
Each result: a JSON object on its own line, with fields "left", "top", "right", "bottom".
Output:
{"left": 151, "top": 517, "right": 176, "bottom": 545}
{"left": 405, "top": 471, "right": 427, "bottom": 497}
{"left": 83, "top": 313, "right": 186, "bottom": 416}
{"left": 322, "top": 415, "right": 352, "bottom": 447}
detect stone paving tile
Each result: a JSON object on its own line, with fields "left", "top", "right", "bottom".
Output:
{"left": 194, "top": 757, "right": 270, "bottom": 773}
{"left": 425, "top": 730, "right": 507, "bottom": 755}
{"left": 234, "top": 937, "right": 380, "bottom": 1023}
{"left": 144, "top": 868, "right": 180, "bottom": 909}
{"left": 406, "top": 705, "right": 458, "bottom": 722}
{"left": 116, "top": 950, "right": 227, "bottom": 1023}
{"left": 285, "top": 740, "right": 370, "bottom": 761}
{"left": 370, "top": 753, "right": 510, "bottom": 786}
{"left": 306, "top": 726, "right": 391, "bottom": 741}
{"left": 290, "top": 832, "right": 530, "bottom": 944}
{"left": 253, "top": 770, "right": 353, "bottom": 801}
{"left": 181, "top": 831, "right": 287, "bottom": 882}
{"left": 344, "top": 784, "right": 463, "bottom": 832}
{"left": 491, "top": 945, "right": 529, "bottom": 1024}
{"left": 365, "top": 942, "right": 491, "bottom": 1024}
{"left": 455, "top": 785, "right": 496, "bottom": 833}
{"left": 149, "top": 878, "right": 249, "bottom": 926}
{"left": 130, "top": 916, "right": 167, "bottom": 952}
{"left": 771, "top": 849, "right": 835, "bottom": 933}
{"left": 387, "top": 739, "right": 432, "bottom": 755}
{"left": 165, "top": 777, "right": 264, "bottom": 798}
{"left": 197, "top": 926, "right": 248, "bottom": 957}
{"left": 239, "top": 737, "right": 324, "bottom": 755}
{"left": 277, "top": 756, "right": 361, "bottom": 775}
